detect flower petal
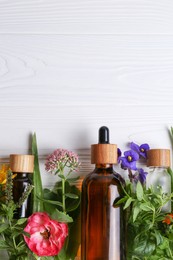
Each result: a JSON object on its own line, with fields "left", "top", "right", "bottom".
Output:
{"left": 23, "top": 212, "right": 68, "bottom": 257}
{"left": 130, "top": 142, "right": 140, "bottom": 153}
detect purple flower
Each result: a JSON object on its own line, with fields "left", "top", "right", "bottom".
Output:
{"left": 137, "top": 168, "right": 148, "bottom": 184}
{"left": 119, "top": 150, "right": 139, "bottom": 170}
{"left": 130, "top": 142, "right": 150, "bottom": 159}
{"left": 117, "top": 148, "right": 122, "bottom": 163}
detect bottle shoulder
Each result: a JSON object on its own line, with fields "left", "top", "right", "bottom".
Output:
{"left": 82, "top": 170, "right": 124, "bottom": 187}
{"left": 147, "top": 168, "right": 170, "bottom": 178}
{"left": 13, "top": 173, "right": 32, "bottom": 183}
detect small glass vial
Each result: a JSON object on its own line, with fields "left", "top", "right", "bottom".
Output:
{"left": 10, "top": 154, "right": 34, "bottom": 218}
{"left": 81, "top": 126, "right": 125, "bottom": 260}
{"left": 146, "top": 149, "right": 171, "bottom": 212}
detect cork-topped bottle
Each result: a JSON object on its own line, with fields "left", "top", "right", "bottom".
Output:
{"left": 146, "top": 149, "right": 171, "bottom": 212}
{"left": 81, "top": 126, "right": 125, "bottom": 260}
{"left": 10, "top": 154, "right": 34, "bottom": 218}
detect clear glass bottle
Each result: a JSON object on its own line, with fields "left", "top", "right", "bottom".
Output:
{"left": 10, "top": 154, "right": 34, "bottom": 218}
{"left": 146, "top": 149, "right": 171, "bottom": 212}
{"left": 81, "top": 126, "right": 125, "bottom": 260}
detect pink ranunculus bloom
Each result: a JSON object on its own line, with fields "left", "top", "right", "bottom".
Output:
{"left": 24, "top": 212, "right": 68, "bottom": 257}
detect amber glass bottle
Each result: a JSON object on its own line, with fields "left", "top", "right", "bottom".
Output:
{"left": 10, "top": 154, "right": 34, "bottom": 218}
{"left": 81, "top": 126, "right": 125, "bottom": 260}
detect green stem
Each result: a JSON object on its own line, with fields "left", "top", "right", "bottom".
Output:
{"left": 128, "top": 169, "right": 133, "bottom": 183}
{"left": 60, "top": 168, "right": 66, "bottom": 213}
{"left": 152, "top": 209, "right": 155, "bottom": 225}
{"left": 62, "top": 178, "right": 66, "bottom": 213}
{"left": 13, "top": 236, "right": 17, "bottom": 250}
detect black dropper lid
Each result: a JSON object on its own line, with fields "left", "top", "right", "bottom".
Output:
{"left": 91, "top": 126, "right": 117, "bottom": 164}
{"left": 98, "top": 126, "right": 109, "bottom": 144}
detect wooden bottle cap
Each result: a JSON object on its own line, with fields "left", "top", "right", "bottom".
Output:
{"left": 10, "top": 154, "right": 34, "bottom": 173}
{"left": 147, "top": 149, "right": 170, "bottom": 167}
{"left": 91, "top": 144, "right": 117, "bottom": 164}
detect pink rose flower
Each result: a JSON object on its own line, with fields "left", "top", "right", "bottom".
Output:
{"left": 24, "top": 212, "right": 68, "bottom": 257}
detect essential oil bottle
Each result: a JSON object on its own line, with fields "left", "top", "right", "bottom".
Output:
{"left": 81, "top": 126, "right": 125, "bottom": 260}
{"left": 146, "top": 149, "right": 171, "bottom": 212}
{"left": 10, "top": 154, "right": 34, "bottom": 218}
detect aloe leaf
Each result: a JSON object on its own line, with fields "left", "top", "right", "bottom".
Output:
{"left": 32, "top": 133, "right": 44, "bottom": 212}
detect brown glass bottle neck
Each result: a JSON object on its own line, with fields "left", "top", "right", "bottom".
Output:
{"left": 13, "top": 172, "right": 30, "bottom": 178}
{"left": 95, "top": 164, "right": 114, "bottom": 169}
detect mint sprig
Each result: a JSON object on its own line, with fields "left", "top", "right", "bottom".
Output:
{"left": 115, "top": 182, "right": 173, "bottom": 259}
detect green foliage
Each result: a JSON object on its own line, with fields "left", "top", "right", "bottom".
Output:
{"left": 0, "top": 171, "right": 34, "bottom": 259}
{"left": 32, "top": 133, "right": 44, "bottom": 212}
{"left": 42, "top": 180, "right": 81, "bottom": 260}
{"left": 0, "top": 135, "right": 81, "bottom": 259}
{"left": 115, "top": 181, "right": 173, "bottom": 259}
{"left": 34, "top": 147, "right": 81, "bottom": 260}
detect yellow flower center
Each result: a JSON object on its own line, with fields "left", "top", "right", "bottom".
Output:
{"left": 140, "top": 148, "right": 144, "bottom": 152}
{"left": 127, "top": 156, "right": 132, "bottom": 162}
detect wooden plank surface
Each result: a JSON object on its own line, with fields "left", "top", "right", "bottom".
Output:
{"left": 0, "top": 0, "right": 173, "bottom": 34}
{"left": 0, "top": 34, "right": 173, "bottom": 106}
{"left": 0, "top": 0, "right": 173, "bottom": 186}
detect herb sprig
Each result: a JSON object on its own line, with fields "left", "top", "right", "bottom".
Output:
{"left": 116, "top": 181, "right": 173, "bottom": 259}
{"left": 0, "top": 170, "right": 34, "bottom": 260}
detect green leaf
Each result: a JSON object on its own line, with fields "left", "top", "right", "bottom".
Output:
{"left": 58, "top": 174, "right": 66, "bottom": 180}
{"left": 123, "top": 197, "right": 133, "bottom": 209}
{"left": 38, "top": 197, "right": 63, "bottom": 207}
{"left": 136, "top": 181, "right": 143, "bottom": 201}
{"left": 54, "top": 246, "right": 67, "bottom": 260}
{"left": 158, "top": 237, "right": 169, "bottom": 250}
{"left": 32, "top": 133, "right": 44, "bottom": 212}
{"left": 52, "top": 209, "right": 73, "bottom": 223}
{"left": 0, "top": 240, "right": 10, "bottom": 249}
{"left": 65, "top": 215, "right": 81, "bottom": 259}
{"left": 65, "top": 193, "right": 79, "bottom": 199}
{"left": 66, "top": 176, "right": 80, "bottom": 183}
{"left": 66, "top": 201, "right": 80, "bottom": 214}
{"left": 139, "top": 203, "right": 152, "bottom": 211}
{"left": 167, "top": 167, "right": 173, "bottom": 210}
{"left": 16, "top": 218, "right": 27, "bottom": 225}
{"left": 133, "top": 206, "right": 140, "bottom": 222}
{"left": 22, "top": 231, "right": 30, "bottom": 238}
{"left": 134, "top": 235, "right": 156, "bottom": 256}
{"left": 0, "top": 223, "right": 9, "bottom": 233}
{"left": 113, "top": 196, "right": 127, "bottom": 207}
{"left": 153, "top": 230, "right": 163, "bottom": 246}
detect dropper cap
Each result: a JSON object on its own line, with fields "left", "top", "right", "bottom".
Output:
{"left": 147, "top": 149, "right": 170, "bottom": 168}
{"left": 10, "top": 154, "right": 34, "bottom": 173}
{"left": 91, "top": 126, "right": 117, "bottom": 164}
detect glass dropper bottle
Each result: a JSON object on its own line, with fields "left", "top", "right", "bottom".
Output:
{"left": 81, "top": 126, "right": 125, "bottom": 260}
{"left": 146, "top": 149, "right": 171, "bottom": 212}
{"left": 10, "top": 154, "right": 34, "bottom": 218}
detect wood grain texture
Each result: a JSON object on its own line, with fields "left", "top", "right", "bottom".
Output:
{"left": 0, "top": 0, "right": 173, "bottom": 34}
{"left": 0, "top": 1, "right": 173, "bottom": 258}
{"left": 0, "top": 34, "right": 173, "bottom": 107}
{"left": 0, "top": 0, "right": 173, "bottom": 189}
